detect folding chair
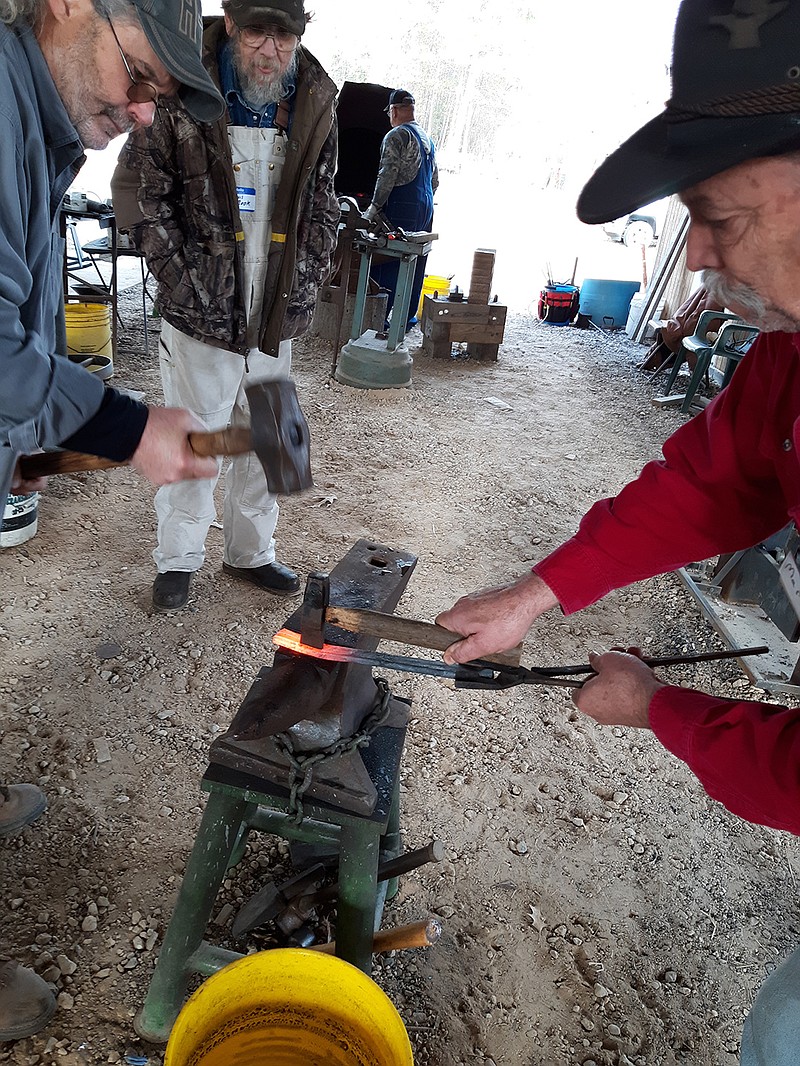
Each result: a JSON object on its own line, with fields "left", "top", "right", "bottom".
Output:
{"left": 679, "top": 316, "right": 760, "bottom": 412}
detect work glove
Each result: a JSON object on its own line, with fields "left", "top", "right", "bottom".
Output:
{"left": 362, "top": 203, "right": 379, "bottom": 224}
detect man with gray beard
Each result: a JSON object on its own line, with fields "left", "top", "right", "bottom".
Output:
{"left": 436, "top": 3, "right": 800, "bottom": 1062}
{"left": 111, "top": 0, "right": 338, "bottom": 613}
{"left": 0, "top": 0, "right": 224, "bottom": 1041}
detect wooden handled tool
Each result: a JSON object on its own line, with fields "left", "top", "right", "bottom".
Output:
{"left": 17, "top": 379, "right": 313, "bottom": 495}
{"left": 310, "top": 917, "right": 442, "bottom": 956}
{"left": 18, "top": 428, "right": 252, "bottom": 479}
{"left": 323, "top": 605, "right": 522, "bottom": 668}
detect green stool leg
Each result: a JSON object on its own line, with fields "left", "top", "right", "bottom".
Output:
{"left": 336, "top": 820, "right": 381, "bottom": 973}
{"left": 386, "top": 256, "right": 416, "bottom": 352}
{"left": 134, "top": 791, "right": 255, "bottom": 1043}
{"left": 382, "top": 776, "right": 402, "bottom": 902}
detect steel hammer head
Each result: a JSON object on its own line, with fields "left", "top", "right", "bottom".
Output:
{"left": 246, "top": 379, "right": 313, "bottom": 495}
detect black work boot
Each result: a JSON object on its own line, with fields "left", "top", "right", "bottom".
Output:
{"left": 0, "top": 958, "right": 56, "bottom": 1041}
{"left": 222, "top": 561, "right": 300, "bottom": 596}
{"left": 152, "top": 571, "right": 192, "bottom": 612}
{"left": 0, "top": 784, "right": 46, "bottom": 837}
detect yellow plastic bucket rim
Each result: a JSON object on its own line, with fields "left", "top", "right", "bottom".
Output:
{"left": 65, "top": 302, "right": 111, "bottom": 315}
{"left": 164, "top": 948, "right": 413, "bottom": 1066}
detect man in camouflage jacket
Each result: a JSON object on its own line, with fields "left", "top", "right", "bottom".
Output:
{"left": 112, "top": 0, "right": 338, "bottom": 612}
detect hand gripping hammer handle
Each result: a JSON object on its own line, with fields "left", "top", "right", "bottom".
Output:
{"left": 18, "top": 427, "right": 252, "bottom": 479}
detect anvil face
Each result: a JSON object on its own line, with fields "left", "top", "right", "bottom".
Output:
{"left": 207, "top": 539, "right": 418, "bottom": 815}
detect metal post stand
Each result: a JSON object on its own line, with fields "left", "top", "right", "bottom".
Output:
{"left": 335, "top": 231, "right": 436, "bottom": 389}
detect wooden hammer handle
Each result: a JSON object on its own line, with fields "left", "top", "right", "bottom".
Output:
{"left": 17, "top": 427, "right": 254, "bottom": 479}
{"left": 311, "top": 918, "right": 442, "bottom": 956}
{"left": 325, "top": 605, "right": 522, "bottom": 668}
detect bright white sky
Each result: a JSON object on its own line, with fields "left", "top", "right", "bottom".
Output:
{"left": 80, "top": 1, "right": 683, "bottom": 197}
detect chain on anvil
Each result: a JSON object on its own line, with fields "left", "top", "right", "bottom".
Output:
{"left": 274, "top": 676, "right": 394, "bottom": 824}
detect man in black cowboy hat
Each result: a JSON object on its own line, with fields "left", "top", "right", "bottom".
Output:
{"left": 437, "top": 2, "right": 800, "bottom": 1061}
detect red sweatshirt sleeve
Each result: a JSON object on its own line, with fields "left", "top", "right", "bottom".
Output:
{"left": 649, "top": 685, "right": 800, "bottom": 833}
{"left": 535, "top": 333, "right": 800, "bottom": 614}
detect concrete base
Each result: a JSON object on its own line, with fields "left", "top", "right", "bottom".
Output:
{"left": 334, "top": 330, "right": 412, "bottom": 390}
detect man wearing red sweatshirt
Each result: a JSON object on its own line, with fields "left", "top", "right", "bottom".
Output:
{"left": 437, "top": 3, "right": 800, "bottom": 1063}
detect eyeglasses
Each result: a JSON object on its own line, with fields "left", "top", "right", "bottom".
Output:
{"left": 107, "top": 16, "right": 159, "bottom": 105}
{"left": 238, "top": 24, "right": 298, "bottom": 52}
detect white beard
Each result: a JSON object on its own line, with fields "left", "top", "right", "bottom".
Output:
{"left": 702, "top": 269, "right": 800, "bottom": 333}
{"left": 235, "top": 48, "right": 298, "bottom": 110}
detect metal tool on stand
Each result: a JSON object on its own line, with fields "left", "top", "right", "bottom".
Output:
{"left": 273, "top": 576, "right": 769, "bottom": 691}
{"left": 135, "top": 540, "right": 435, "bottom": 1043}
{"left": 334, "top": 210, "right": 436, "bottom": 389}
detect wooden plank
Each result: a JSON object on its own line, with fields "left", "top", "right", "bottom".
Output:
{"left": 450, "top": 323, "right": 505, "bottom": 342}
{"left": 466, "top": 342, "right": 499, "bottom": 361}
{"left": 422, "top": 297, "right": 507, "bottom": 324}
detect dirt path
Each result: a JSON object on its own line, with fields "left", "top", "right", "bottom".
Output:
{"left": 2, "top": 299, "right": 799, "bottom": 1066}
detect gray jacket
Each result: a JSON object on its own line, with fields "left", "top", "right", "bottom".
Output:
{"left": 0, "top": 22, "right": 142, "bottom": 505}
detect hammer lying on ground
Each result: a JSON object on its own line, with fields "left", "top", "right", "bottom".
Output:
{"left": 17, "top": 379, "right": 312, "bottom": 495}
{"left": 274, "top": 570, "right": 522, "bottom": 668}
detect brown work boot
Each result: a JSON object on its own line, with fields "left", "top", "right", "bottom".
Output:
{"left": 0, "top": 958, "right": 56, "bottom": 1041}
{"left": 0, "top": 783, "right": 47, "bottom": 837}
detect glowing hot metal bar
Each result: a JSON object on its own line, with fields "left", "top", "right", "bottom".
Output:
{"left": 272, "top": 629, "right": 583, "bottom": 690}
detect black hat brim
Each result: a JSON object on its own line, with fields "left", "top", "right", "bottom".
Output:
{"left": 137, "top": 10, "right": 224, "bottom": 122}
{"left": 577, "top": 110, "right": 800, "bottom": 225}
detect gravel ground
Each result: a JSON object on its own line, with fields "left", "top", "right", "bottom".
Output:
{"left": 2, "top": 291, "right": 799, "bottom": 1066}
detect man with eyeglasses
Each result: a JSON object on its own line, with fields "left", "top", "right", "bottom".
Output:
{"left": 0, "top": 0, "right": 225, "bottom": 1043}
{"left": 364, "top": 89, "right": 438, "bottom": 333}
{"left": 111, "top": 0, "right": 338, "bottom": 614}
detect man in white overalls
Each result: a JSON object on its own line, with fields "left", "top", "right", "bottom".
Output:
{"left": 112, "top": 0, "right": 339, "bottom": 612}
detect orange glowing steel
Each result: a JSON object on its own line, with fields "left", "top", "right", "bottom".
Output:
{"left": 272, "top": 628, "right": 355, "bottom": 662}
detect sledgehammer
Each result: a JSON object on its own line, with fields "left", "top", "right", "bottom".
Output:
{"left": 17, "top": 379, "right": 313, "bottom": 495}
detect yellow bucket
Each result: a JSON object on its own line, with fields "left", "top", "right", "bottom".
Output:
{"left": 164, "top": 949, "right": 414, "bottom": 1066}
{"left": 417, "top": 274, "right": 451, "bottom": 317}
{"left": 64, "top": 302, "right": 112, "bottom": 368}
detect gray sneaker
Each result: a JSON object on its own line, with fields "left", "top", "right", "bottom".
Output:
{"left": 0, "top": 784, "right": 46, "bottom": 837}
{"left": 0, "top": 958, "right": 56, "bottom": 1041}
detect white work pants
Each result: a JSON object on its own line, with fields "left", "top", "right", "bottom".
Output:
{"left": 153, "top": 322, "right": 292, "bottom": 573}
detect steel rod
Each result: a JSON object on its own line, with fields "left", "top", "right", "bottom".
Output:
{"left": 533, "top": 644, "right": 769, "bottom": 677}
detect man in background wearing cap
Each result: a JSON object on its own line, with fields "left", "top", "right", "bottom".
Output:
{"left": 0, "top": 0, "right": 224, "bottom": 1042}
{"left": 112, "top": 0, "right": 338, "bottom": 614}
{"left": 364, "top": 89, "right": 438, "bottom": 333}
{"left": 436, "top": 1, "right": 800, "bottom": 1061}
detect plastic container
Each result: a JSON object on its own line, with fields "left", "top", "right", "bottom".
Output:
{"left": 1, "top": 492, "right": 39, "bottom": 547}
{"left": 417, "top": 274, "right": 451, "bottom": 316}
{"left": 65, "top": 302, "right": 113, "bottom": 373}
{"left": 538, "top": 284, "right": 579, "bottom": 325}
{"left": 579, "top": 280, "right": 641, "bottom": 329}
{"left": 164, "top": 949, "right": 413, "bottom": 1066}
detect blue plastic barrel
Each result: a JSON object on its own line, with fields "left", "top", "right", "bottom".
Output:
{"left": 579, "top": 280, "right": 641, "bottom": 329}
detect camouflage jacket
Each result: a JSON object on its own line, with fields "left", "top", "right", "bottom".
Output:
{"left": 371, "top": 122, "right": 439, "bottom": 209}
{"left": 112, "top": 20, "right": 339, "bottom": 357}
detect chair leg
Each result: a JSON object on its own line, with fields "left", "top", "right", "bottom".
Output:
{"left": 681, "top": 352, "right": 712, "bottom": 412}
{"left": 662, "top": 347, "right": 687, "bottom": 395}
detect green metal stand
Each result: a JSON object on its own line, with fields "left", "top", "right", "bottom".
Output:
{"left": 134, "top": 727, "right": 404, "bottom": 1044}
{"left": 335, "top": 232, "right": 434, "bottom": 390}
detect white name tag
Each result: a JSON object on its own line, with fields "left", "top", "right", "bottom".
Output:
{"left": 237, "top": 187, "right": 256, "bottom": 213}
